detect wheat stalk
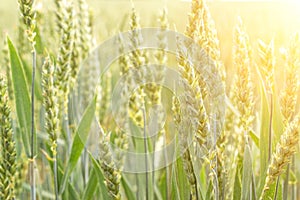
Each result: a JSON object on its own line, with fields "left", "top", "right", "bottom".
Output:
{"left": 260, "top": 115, "right": 300, "bottom": 199}
{"left": 0, "top": 75, "right": 17, "bottom": 200}
{"left": 17, "top": 1, "right": 37, "bottom": 199}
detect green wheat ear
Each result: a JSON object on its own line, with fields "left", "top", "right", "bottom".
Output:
{"left": 0, "top": 75, "right": 17, "bottom": 200}
{"left": 42, "top": 55, "right": 59, "bottom": 156}
{"left": 55, "top": 0, "right": 75, "bottom": 118}
{"left": 18, "top": 0, "right": 36, "bottom": 51}
{"left": 99, "top": 126, "right": 121, "bottom": 200}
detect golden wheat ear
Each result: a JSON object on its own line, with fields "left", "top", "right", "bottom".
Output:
{"left": 280, "top": 33, "right": 300, "bottom": 127}
{"left": 260, "top": 115, "right": 300, "bottom": 199}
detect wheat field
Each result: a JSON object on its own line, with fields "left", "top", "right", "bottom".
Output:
{"left": 0, "top": 0, "right": 300, "bottom": 200}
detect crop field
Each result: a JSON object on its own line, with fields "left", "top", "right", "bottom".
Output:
{"left": 0, "top": 0, "right": 300, "bottom": 200}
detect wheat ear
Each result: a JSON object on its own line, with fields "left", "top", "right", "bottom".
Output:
{"left": 18, "top": 0, "right": 36, "bottom": 50}
{"left": 258, "top": 40, "right": 275, "bottom": 95}
{"left": 145, "top": 8, "right": 169, "bottom": 106}
{"left": 177, "top": 38, "right": 210, "bottom": 147}
{"left": 17, "top": 1, "right": 37, "bottom": 199}
{"left": 260, "top": 115, "right": 300, "bottom": 199}
{"left": 2, "top": 38, "right": 13, "bottom": 101}
{"left": 128, "top": 7, "right": 146, "bottom": 128}
{"left": 42, "top": 55, "right": 59, "bottom": 156}
{"left": 55, "top": 0, "right": 74, "bottom": 117}
{"left": 233, "top": 17, "right": 254, "bottom": 158}
{"left": 0, "top": 75, "right": 17, "bottom": 200}
{"left": 280, "top": 33, "right": 300, "bottom": 126}
{"left": 42, "top": 55, "right": 60, "bottom": 199}
{"left": 172, "top": 95, "right": 199, "bottom": 200}
{"left": 198, "top": 0, "right": 226, "bottom": 82}
{"left": 99, "top": 127, "right": 121, "bottom": 200}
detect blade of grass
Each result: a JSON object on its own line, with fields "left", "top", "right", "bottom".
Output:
{"left": 90, "top": 152, "right": 110, "bottom": 200}
{"left": 121, "top": 175, "right": 136, "bottom": 200}
{"left": 82, "top": 168, "right": 98, "bottom": 200}
{"left": 241, "top": 144, "right": 253, "bottom": 200}
{"left": 233, "top": 163, "right": 242, "bottom": 200}
{"left": 59, "top": 96, "right": 96, "bottom": 194}
{"left": 256, "top": 65, "right": 270, "bottom": 194}
{"left": 7, "top": 36, "right": 32, "bottom": 157}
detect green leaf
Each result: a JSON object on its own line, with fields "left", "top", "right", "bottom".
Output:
{"left": 272, "top": 88, "right": 284, "bottom": 147}
{"left": 241, "top": 144, "right": 253, "bottom": 200}
{"left": 21, "top": 57, "right": 43, "bottom": 101}
{"left": 256, "top": 65, "right": 270, "bottom": 194}
{"left": 59, "top": 97, "right": 96, "bottom": 194}
{"left": 205, "top": 181, "right": 213, "bottom": 200}
{"left": 249, "top": 129, "right": 259, "bottom": 148}
{"left": 7, "top": 36, "right": 33, "bottom": 157}
{"left": 82, "top": 168, "right": 98, "bottom": 200}
{"left": 259, "top": 175, "right": 283, "bottom": 200}
{"left": 233, "top": 163, "right": 242, "bottom": 200}
{"left": 35, "top": 25, "right": 44, "bottom": 54}
{"left": 68, "top": 183, "right": 81, "bottom": 200}
{"left": 173, "top": 157, "right": 190, "bottom": 200}
{"left": 121, "top": 175, "right": 136, "bottom": 200}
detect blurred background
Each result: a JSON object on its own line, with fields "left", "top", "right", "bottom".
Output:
{"left": 1, "top": 0, "right": 300, "bottom": 82}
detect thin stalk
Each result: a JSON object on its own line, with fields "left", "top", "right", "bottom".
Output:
{"left": 152, "top": 134, "right": 156, "bottom": 199}
{"left": 283, "top": 164, "right": 290, "bottom": 199}
{"left": 292, "top": 156, "right": 296, "bottom": 200}
{"left": 163, "top": 132, "right": 169, "bottom": 200}
{"left": 82, "top": 147, "right": 89, "bottom": 187}
{"left": 142, "top": 108, "right": 149, "bottom": 200}
{"left": 54, "top": 154, "right": 59, "bottom": 200}
{"left": 274, "top": 176, "right": 280, "bottom": 200}
{"left": 268, "top": 94, "right": 273, "bottom": 161}
{"left": 30, "top": 50, "right": 37, "bottom": 200}
{"left": 65, "top": 115, "right": 71, "bottom": 154}
{"left": 251, "top": 172, "right": 257, "bottom": 199}
{"left": 213, "top": 114, "right": 219, "bottom": 200}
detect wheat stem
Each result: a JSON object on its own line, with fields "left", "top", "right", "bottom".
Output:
{"left": 260, "top": 116, "right": 300, "bottom": 199}
{"left": 17, "top": 0, "right": 37, "bottom": 199}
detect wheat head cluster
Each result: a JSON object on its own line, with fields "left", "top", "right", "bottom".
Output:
{"left": 0, "top": 0, "right": 299, "bottom": 199}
